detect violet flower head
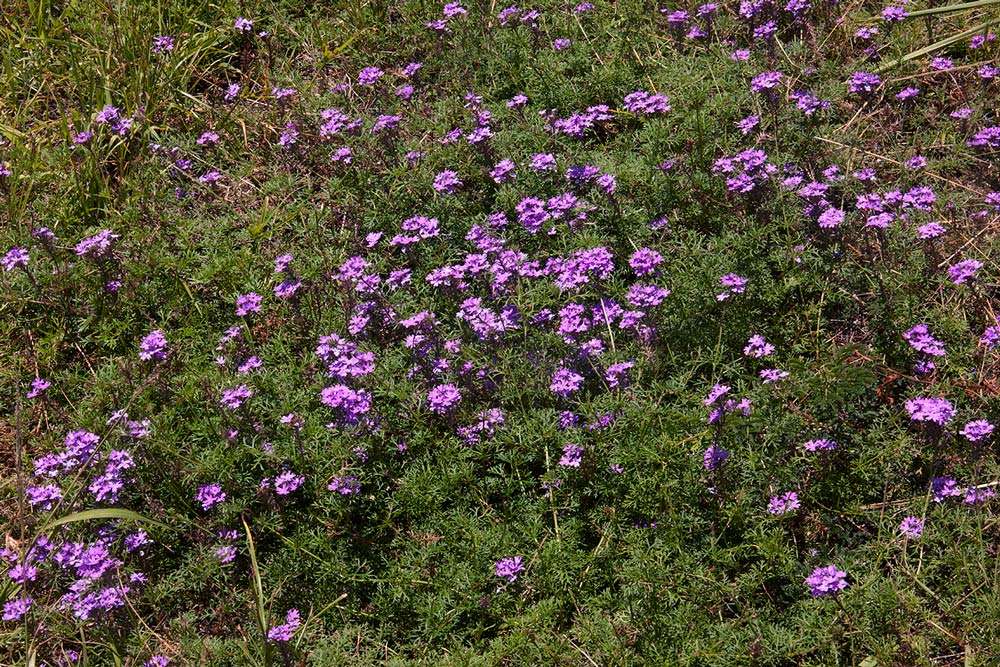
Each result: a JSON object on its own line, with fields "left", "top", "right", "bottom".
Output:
{"left": 494, "top": 556, "right": 525, "bottom": 583}
{"left": 759, "top": 368, "right": 789, "bottom": 383}
{"left": 220, "top": 385, "right": 252, "bottom": 410}
{"left": 433, "top": 170, "right": 462, "bottom": 194}
{"left": 947, "top": 259, "right": 982, "bottom": 285}
{"left": 267, "top": 608, "right": 301, "bottom": 642}
{"left": 848, "top": 71, "right": 882, "bottom": 95}
{"left": 26, "top": 377, "right": 50, "bottom": 399}
{"left": 151, "top": 35, "right": 175, "bottom": 53}
{"left": 903, "top": 324, "right": 945, "bottom": 357}
{"left": 803, "top": 438, "right": 837, "bottom": 452}
{"left": 743, "top": 334, "right": 775, "bottom": 358}
{"left": 139, "top": 330, "right": 168, "bottom": 362}
{"left": 750, "top": 71, "right": 783, "bottom": 93}
{"left": 905, "top": 397, "right": 954, "bottom": 425}
{"left": 273, "top": 470, "right": 304, "bottom": 496}
{"left": 75, "top": 229, "right": 119, "bottom": 259}
{"left": 2, "top": 596, "right": 32, "bottom": 622}
{"left": 235, "top": 292, "right": 262, "bottom": 316}
{"left": 427, "top": 383, "right": 462, "bottom": 415}
{"left": 899, "top": 516, "right": 924, "bottom": 539}
{"left": 196, "top": 483, "right": 226, "bottom": 511}
{"left": 703, "top": 444, "right": 729, "bottom": 471}
{"left": 2, "top": 247, "right": 29, "bottom": 272}
{"left": 623, "top": 90, "right": 671, "bottom": 115}
{"left": 559, "top": 443, "right": 584, "bottom": 468}
{"left": 805, "top": 565, "right": 848, "bottom": 597}
{"left": 628, "top": 247, "right": 663, "bottom": 277}
{"left": 327, "top": 475, "right": 361, "bottom": 495}
{"left": 767, "top": 491, "right": 800, "bottom": 515}
{"left": 960, "top": 419, "right": 994, "bottom": 443}
{"left": 550, "top": 368, "right": 584, "bottom": 398}
{"left": 717, "top": 274, "right": 748, "bottom": 301}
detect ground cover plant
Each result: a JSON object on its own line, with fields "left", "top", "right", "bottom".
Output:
{"left": 2, "top": 0, "right": 1000, "bottom": 664}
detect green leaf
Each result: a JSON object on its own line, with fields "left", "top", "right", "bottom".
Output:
{"left": 243, "top": 518, "right": 272, "bottom": 667}
{"left": 876, "top": 17, "right": 1000, "bottom": 72}
{"left": 38, "top": 508, "right": 170, "bottom": 534}
{"left": 903, "top": 0, "right": 1000, "bottom": 18}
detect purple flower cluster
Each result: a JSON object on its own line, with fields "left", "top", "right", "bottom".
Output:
{"left": 905, "top": 397, "right": 954, "bottom": 425}
{"left": 804, "top": 565, "right": 848, "bottom": 597}
{"left": 494, "top": 556, "right": 525, "bottom": 583}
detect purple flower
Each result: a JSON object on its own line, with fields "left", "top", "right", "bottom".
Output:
{"left": 427, "top": 384, "right": 462, "bottom": 415}
{"left": 197, "top": 131, "right": 220, "bottom": 146}
{"left": 26, "top": 484, "right": 62, "bottom": 510}
{"left": 196, "top": 483, "right": 226, "bottom": 511}
{"left": 750, "top": 71, "right": 783, "bottom": 93}
{"left": 805, "top": 565, "right": 848, "bottom": 597}
{"left": 220, "top": 384, "right": 252, "bottom": 410}
{"left": 490, "top": 159, "right": 516, "bottom": 183}
{"left": 917, "top": 222, "right": 946, "bottom": 239}
{"left": 743, "top": 334, "right": 775, "bottom": 358}
{"left": 759, "top": 368, "right": 789, "bottom": 383}
{"left": 626, "top": 283, "right": 670, "bottom": 308}
{"left": 932, "top": 476, "right": 961, "bottom": 502}
{"left": 961, "top": 419, "right": 994, "bottom": 443}
{"left": 530, "top": 153, "right": 557, "bottom": 172}
{"left": 267, "top": 608, "right": 301, "bottom": 642}
{"left": 703, "top": 444, "right": 729, "bottom": 471}
{"left": 26, "top": 377, "right": 50, "bottom": 399}
{"left": 981, "top": 325, "right": 1000, "bottom": 349}
{"left": 433, "top": 170, "right": 462, "bottom": 194}
{"left": 905, "top": 397, "right": 954, "bottom": 425}
{"left": 235, "top": 292, "right": 262, "bottom": 316}
{"left": 848, "top": 71, "right": 882, "bottom": 95}
{"left": 736, "top": 114, "right": 760, "bottom": 135}
{"left": 2, "top": 247, "right": 29, "bottom": 272}
{"left": 882, "top": 5, "right": 907, "bottom": 21}
{"left": 717, "top": 274, "right": 748, "bottom": 301}
{"left": 494, "top": 556, "right": 525, "bottom": 583}
{"left": 605, "top": 361, "right": 634, "bottom": 388}
{"left": 215, "top": 545, "right": 237, "bottom": 564}
{"left": 327, "top": 475, "right": 361, "bottom": 495}
{"left": 628, "top": 248, "right": 663, "bottom": 276}
{"left": 139, "top": 330, "right": 168, "bottom": 362}
{"left": 704, "top": 384, "right": 730, "bottom": 406}
{"left": 234, "top": 17, "right": 254, "bottom": 33}
{"left": 152, "top": 35, "right": 175, "bottom": 53}
{"left": 320, "top": 385, "right": 372, "bottom": 425}
{"left": 75, "top": 229, "right": 119, "bottom": 259}
{"left": 2, "top": 596, "right": 32, "bottom": 621}
{"left": 550, "top": 368, "right": 584, "bottom": 397}
{"left": 817, "top": 207, "right": 845, "bottom": 229}
{"left": 559, "top": 443, "right": 584, "bottom": 467}
{"left": 947, "top": 259, "right": 982, "bottom": 285}
{"left": 767, "top": 491, "right": 800, "bottom": 515}
{"left": 623, "top": 90, "right": 671, "bottom": 115}
{"left": 273, "top": 470, "right": 304, "bottom": 495}
{"left": 803, "top": 438, "right": 837, "bottom": 452}
{"left": 968, "top": 126, "right": 1000, "bottom": 150}
{"left": 899, "top": 516, "right": 924, "bottom": 539}
{"left": 903, "top": 324, "right": 945, "bottom": 357}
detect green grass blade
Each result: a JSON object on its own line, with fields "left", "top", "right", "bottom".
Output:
{"left": 38, "top": 508, "right": 170, "bottom": 534}
{"left": 904, "top": 0, "right": 1000, "bottom": 18}
{"left": 876, "top": 17, "right": 1000, "bottom": 72}
{"left": 243, "top": 518, "right": 272, "bottom": 667}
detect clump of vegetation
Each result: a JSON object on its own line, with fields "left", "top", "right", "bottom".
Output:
{"left": 2, "top": 0, "right": 1000, "bottom": 664}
